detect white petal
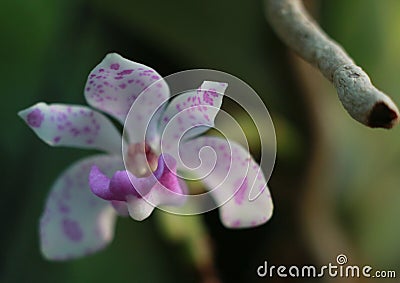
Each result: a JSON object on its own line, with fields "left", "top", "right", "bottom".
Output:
{"left": 18, "top": 103, "right": 122, "bottom": 154}
{"left": 84, "top": 53, "right": 170, "bottom": 144}
{"left": 126, "top": 195, "right": 156, "bottom": 221}
{"left": 160, "top": 81, "right": 227, "bottom": 151}
{"left": 40, "top": 155, "right": 124, "bottom": 260}
{"left": 180, "top": 136, "right": 273, "bottom": 228}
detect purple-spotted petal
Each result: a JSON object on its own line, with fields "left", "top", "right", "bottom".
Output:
{"left": 18, "top": 103, "right": 122, "bottom": 154}
{"left": 160, "top": 81, "right": 227, "bottom": 151}
{"left": 179, "top": 136, "right": 273, "bottom": 228}
{"left": 40, "top": 154, "right": 124, "bottom": 260}
{"left": 84, "top": 53, "right": 170, "bottom": 141}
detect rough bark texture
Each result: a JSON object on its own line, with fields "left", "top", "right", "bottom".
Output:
{"left": 265, "top": 0, "right": 399, "bottom": 129}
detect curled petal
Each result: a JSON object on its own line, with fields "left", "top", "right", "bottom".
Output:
{"left": 18, "top": 103, "right": 122, "bottom": 154}
{"left": 126, "top": 156, "right": 186, "bottom": 220}
{"left": 39, "top": 155, "right": 124, "bottom": 260}
{"left": 84, "top": 53, "right": 170, "bottom": 143}
{"left": 89, "top": 154, "right": 186, "bottom": 221}
{"left": 160, "top": 81, "right": 227, "bottom": 151}
{"left": 180, "top": 136, "right": 273, "bottom": 228}
{"left": 89, "top": 153, "right": 166, "bottom": 201}
{"left": 143, "top": 154, "right": 186, "bottom": 206}
{"left": 89, "top": 167, "right": 155, "bottom": 201}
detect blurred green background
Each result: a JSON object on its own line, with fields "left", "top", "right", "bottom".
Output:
{"left": 1, "top": 0, "right": 399, "bottom": 282}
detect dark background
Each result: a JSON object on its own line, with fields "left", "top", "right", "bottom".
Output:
{"left": 1, "top": 0, "right": 400, "bottom": 282}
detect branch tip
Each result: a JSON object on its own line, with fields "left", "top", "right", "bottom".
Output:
{"left": 265, "top": 0, "right": 400, "bottom": 129}
{"left": 368, "top": 102, "right": 399, "bottom": 129}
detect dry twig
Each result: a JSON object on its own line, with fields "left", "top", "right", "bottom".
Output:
{"left": 265, "top": 0, "right": 399, "bottom": 129}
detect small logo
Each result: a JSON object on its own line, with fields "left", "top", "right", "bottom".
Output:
{"left": 336, "top": 254, "right": 348, "bottom": 265}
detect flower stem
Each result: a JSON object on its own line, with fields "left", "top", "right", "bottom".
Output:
{"left": 156, "top": 212, "right": 220, "bottom": 283}
{"left": 265, "top": 0, "right": 399, "bottom": 129}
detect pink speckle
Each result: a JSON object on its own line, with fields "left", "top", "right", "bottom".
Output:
{"left": 118, "top": 69, "right": 133, "bottom": 75}
{"left": 234, "top": 177, "right": 248, "bottom": 205}
{"left": 110, "top": 63, "right": 120, "bottom": 70}
{"left": 119, "top": 83, "right": 126, "bottom": 89}
{"left": 58, "top": 201, "right": 70, "bottom": 213}
{"left": 27, "top": 109, "right": 44, "bottom": 128}
{"left": 202, "top": 89, "right": 217, "bottom": 105}
{"left": 70, "top": 128, "right": 80, "bottom": 136}
{"left": 62, "top": 218, "right": 83, "bottom": 242}
{"left": 53, "top": 136, "right": 61, "bottom": 143}
{"left": 232, "top": 220, "right": 241, "bottom": 227}
{"left": 99, "top": 68, "right": 105, "bottom": 72}
{"left": 210, "top": 89, "right": 218, "bottom": 97}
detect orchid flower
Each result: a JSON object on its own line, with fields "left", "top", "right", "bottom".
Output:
{"left": 19, "top": 53, "right": 273, "bottom": 261}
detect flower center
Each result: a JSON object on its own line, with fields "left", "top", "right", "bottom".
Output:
{"left": 125, "top": 142, "right": 158, "bottom": 177}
